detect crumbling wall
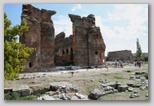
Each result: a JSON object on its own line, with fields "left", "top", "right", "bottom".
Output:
{"left": 68, "top": 14, "right": 106, "bottom": 66}
{"left": 20, "top": 4, "right": 56, "bottom": 72}
{"left": 55, "top": 32, "right": 74, "bottom": 66}
{"left": 107, "top": 50, "right": 133, "bottom": 62}
{"left": 21, "top": 4, "right": 106, "bottom": 71}
{"left": 40, "top": 9, "right": 56, "bottom": 68}
{"left": 55, "top": 14, "right": 106, "bottom": 66}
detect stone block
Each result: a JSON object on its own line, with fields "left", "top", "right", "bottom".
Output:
{"left": 12, "top": 85, "right": 30, "bottom": 96}
{"left": 42, "top": 95, "right": 55, "bottom": 100}
{"left": 89, "top": 88, "right": 103, "bottom": 100}
{"left": 4, "top": 88, "right": 13, "bottom": 93}
{"left": 20, "top": 85, "right": 31, "bottom": 96}
{"left": 50, "top": 82, "right": 78, "bottom": 93}
{"left": 118, "top": 84, "right": 128, "bottom": 92}
{"left": 75, "top": 93, "right": 85, "bottom": 99}
{"left": 128, "top": 87, "right": 134, "bottom": 92}
{"left": 135, "top": 75, "right": 141, "bottom": 79}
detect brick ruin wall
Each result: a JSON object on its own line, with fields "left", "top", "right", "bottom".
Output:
{"left": 55, "top": 14, "right": 106, "bottom": 66}
{"left": 20, "top": 4, "right": 106, "bottom": 72}
{"left": 55, "top": 32, "right": 74, "bottom": 66}
{"left": 107, "top": 50, "right": 133, "bottom": 62}
{"left": 20, "top": 4, "right": 56, "bottom": 72}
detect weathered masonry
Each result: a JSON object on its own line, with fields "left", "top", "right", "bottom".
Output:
{"left": 55, "top": 14, "right": 106, "bottom": 66}
{"left": 107, "top": 50, "right": 133, "bottom": 62}
{"left": 20, "top": 4, "right": 56, "bottom": 72}
{"left": 20, "top": 4, "right": 106, "bottom": 72}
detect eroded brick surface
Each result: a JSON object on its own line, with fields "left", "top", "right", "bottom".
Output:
{"left": 21, "top": 5, "right": 106, "bottom": 72}
{"left": 55, "top": 14, "right": 106, "bottom": 66}
{"left": 20, "top": 4, "right": 56, "bottom": 72}
{"left": 107, "top": 50, "right": 133, "bottom": 62}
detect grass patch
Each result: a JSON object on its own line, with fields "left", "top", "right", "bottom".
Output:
{"left": 83, "top": 81, "right": 100, "bottom": 95}
{"left": 124, "top": 69, "right": 140, "bottom": 73}
{"left": 4, "top": 91, "right": 46, "bottom": 100}
{"left": 142, "top": 73, "right": 148, "bottom": 79}
{"left": 19, "top": 95, "right": 37, "bottom": 100}
{"left": 4, "top": 91, "right": 21, "bottom": 100}
{"left": 53, "top": 78, "right": 60, "bottom": 82}
{"left": 133, "top": 69, "right": 140, "bottom": 71}
{"left": 4, "top": 91, "right": 37, "bottom": 100}
{"left": 98, "top": 92, "right": 132, "bottom": 100}
{"left": 113, "top": 75, "right": 125, "bottom": 80}
{"left": 98, "top": 87, "right": 148, "bottom": 100}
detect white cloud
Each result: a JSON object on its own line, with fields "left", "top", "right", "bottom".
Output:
{"left": 96, "top": 4, "right": 148, "bottom": 39}
{"left": 52, "top": 4, "right": 148, "bottom": 56}
{"left": 53, "top": 15, "right": 72, "bottom": 37}
{"left": 95, "top": 4, "right": 148, "bottom": 55}
{"left": 71, "top": 4, "right": 82, "bottom": 11}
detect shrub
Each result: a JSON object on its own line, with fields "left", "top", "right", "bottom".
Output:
{"left": 4, "top": 91, "right": 20, "bottom": 100}
{"left": 143, "top": 73, "right": 148, "bottom": 79}
{"left": 4, "top": 91, "right": 37, "bottom": 100}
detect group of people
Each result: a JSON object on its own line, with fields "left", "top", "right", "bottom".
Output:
{"left": 134, "top": 60, "right": 142, "bottom": 68}
{"left": 114, "top": 60, "right": 123, "bottom": 68}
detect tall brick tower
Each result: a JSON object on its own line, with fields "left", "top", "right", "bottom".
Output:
{"left": 20, "top": 4, "right": 56, "bottom": 72}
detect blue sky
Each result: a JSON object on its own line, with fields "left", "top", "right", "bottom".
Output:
{"left": 4, "top": 4, "right": 148, "bottom": 56}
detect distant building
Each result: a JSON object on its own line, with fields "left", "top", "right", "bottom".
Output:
{"left": 133, "top": 52, "right": 148, "bottom": 61}
{"left": 107, "top": 50, "right": 133, "bottom": 62}
{"left": 142, "top": 53, "right": 148, "bottom": 58}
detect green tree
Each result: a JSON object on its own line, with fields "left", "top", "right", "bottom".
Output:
{"left": 4, "top": 13, "right": 34, "bottom": 80}
{"left": 136, "top": 38, "right": 142, "bottom": 60}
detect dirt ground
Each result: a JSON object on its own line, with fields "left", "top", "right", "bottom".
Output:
{"left": 4, "top": 63, "right": 148, "bottom": 100}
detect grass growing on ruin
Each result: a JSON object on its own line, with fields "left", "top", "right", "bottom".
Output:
{"left": 83, "top": 81, "right": 100, "bottom": 95}
{"left": 98, "top": 92, "right": 132, "bottom": 100}
{"left": 98, "top": 91, "right": 148, "bottom": 100}
{"left": 4, "top": 64, "right": 148, "bottom": 100}
{"left": 142, "top": 73, "right": 148, "bottom": 79}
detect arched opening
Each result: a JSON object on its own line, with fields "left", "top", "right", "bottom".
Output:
{"left": 95, "top": 51, "right": 99, "bottom": 65}
{"left": 70, "top": 48, "right": 74, "bottom": 65}
{"left": 66, "top": 49, "right": 69, "bottom": 54}
{"left": 95, "top": 51, "right": 98, "bottom": 55}
{"left": 62, "top": 50, "right": 65, "bottom": 55}
{"left": 54, "top": 58, "right": 56, "bottom": 64}
{"left": 29, "top": 62, "right": 32, "bottom": 68}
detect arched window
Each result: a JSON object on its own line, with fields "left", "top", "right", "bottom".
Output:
{"left": 62, "top": 50, "right": 65, "bottom": 55}
{"left": 70, "top": 47, "right": 74, "bottom": 64}
{"left": 66, "top": 49, "right": 69, "bottom": 54}
{"left": 29, "top": 62, "right": 32, "bottom": 68}
{"left": 95, "top": 51, "right": 98, "bottom": 55}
